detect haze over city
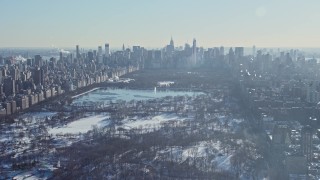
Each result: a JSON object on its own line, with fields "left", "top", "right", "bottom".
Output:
{"left": 2, "top": 1, "right": 320, "bottom": 179}
{"left": 1, "top": 0, "right": 320, "bottom": 48}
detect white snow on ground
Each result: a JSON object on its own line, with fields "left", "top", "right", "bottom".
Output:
{"left": 121, "top": 114, "right": 187, "bottom": 130}
{"left": 20, "top": 112, "right": 57, "bottom": 119}
{"left": 0, "top": 136, "right": 10, "bottom": 142}
{"left": 155, "top": 140, "right": 233, "bottom": 171}
{"left": 213, "top": 154, "right": 232, "bottom": 171}
{"left": 48, "top": 115, "right": 110, "bottom": 135}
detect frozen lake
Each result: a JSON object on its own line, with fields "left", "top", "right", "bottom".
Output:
{"left": 72, "top": 88, "right": 202, "bottom": 104}
{"left": 50, "top": 88, "right": 202, "bottom": 135}
{"left": 49, "top": 115, "right": 110, "bottom": 135}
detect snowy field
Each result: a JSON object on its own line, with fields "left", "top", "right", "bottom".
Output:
{"left": 121, "top": 114, "right": 189, "bottom": 131}
{"left": 47, "top": 113, "right": 188, "bottom": 135}
{"left": 155, "top": 140, "right": 233, "bottom": 171}
{"left": 48, "top": 115, "right": 110, "bottom": 135}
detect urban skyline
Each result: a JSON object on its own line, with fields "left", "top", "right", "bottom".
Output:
{"left": 2, "top": 1, "right": 320, "bottom": 179}
{"left": 1, "top": 0, "right": 320, "bottom": 48}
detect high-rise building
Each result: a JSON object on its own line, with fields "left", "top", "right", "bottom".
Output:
{"left": 192, "top": 39, "right": 197, "bottom": 54}
{"left": 235, "top": 47, "right": 244, "bottom": 59}
{"left": 214, "top": 47, "right": 220, "bottom": 57}
{"left": 192, "top": 39, "right": 197, "bottom": 65}
{"left": 98, "top": 46, "right": 103, "bottom": 56}
{"left": 33, "top": 67, "right": 42, "bottom": 85}
{"left": 306, "top": 81, "right": 319, "bottom": 103}
{"left": 228, "top": 48, "right": 235, "bottom": 64}
{"left": 34, "top": 55, "right": 43, "bottom": 67}
{"left": 133, "top": 46, "right": 141, "bottom": 53}
{"left": 170, "top": 37, "right": 174, "bottom": 49}
{"left": 301, "top": 126, "right": 313, "bottom": 161}
{"left": 97, "top": 46, "right": 103, "bottom": 63}
{"left": 154, "top": 50, "right": 162, "bottom": 60}
{"left": 166, "top": 37, "right": 175, "bottom": 53}
{"left": 88, "top": 51, "right": 94, "bottom": 61}
{"left": 12, "top": 67, "right": 19, "bottom": 81}
{"left": 4, "top": 77, "right": 15, "bottom": 96}
{"left": 105, "top": 43, "right": 110, "bottom": 56}
{"left": 60, "top": 51, "right": 63, "bottom": 61}
{"left": 76, "top": 45, "right": 80, "bottom": 58}
{"left": 220, "top": 46, "right": 225, "bottom": 56}
{"left": 27, "top": 59, "right": 33, "bottom": 66}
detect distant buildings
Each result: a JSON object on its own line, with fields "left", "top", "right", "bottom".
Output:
{"left": 105, "top": 43, "right": 110, "bottom": 56}
{"left": 301, "top": 126, "right": 313, "bottom": 161}
{"left": 0, "top": 42, "right": 141, "bottom": 116}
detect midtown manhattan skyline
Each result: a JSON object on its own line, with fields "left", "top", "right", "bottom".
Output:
{"left": 1, "top": 0, "right": 320, "bottom": 48}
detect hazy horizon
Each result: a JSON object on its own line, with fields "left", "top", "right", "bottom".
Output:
{"left": 1, "top": 0, "right": 320, "bottom": 48}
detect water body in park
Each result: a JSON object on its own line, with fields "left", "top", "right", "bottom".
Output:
{"left": 72, "top": 88, "right": 203, "bottom": 105}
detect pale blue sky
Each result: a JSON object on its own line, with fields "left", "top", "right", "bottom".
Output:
{"left": 1, "top": 0, "right": 320, "bottom": 48}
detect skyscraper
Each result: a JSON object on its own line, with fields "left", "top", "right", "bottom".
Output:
{"left": 220, "top": 46, "right": 225, "bottom": 56}
{"left": 76, "top": 45, "right": 80, "bottom": 58}
{"left": 235, "top": 47, "right": 244, "bottom": 59}
{"left": 301, "top": 126, "right": 313, "bottom": 161}
{"left": 34, "top": 55, "right": 43, "bottom": 67}
{"left": 105, "top": 43, "right": 110, "bottom": 56}
{"left": 4, "top": 77, "right": 15, "bottom": 96}
{"left": 192, "top": 38, "right": 197, "bottom": 65}
{"left": 166, "top": 37, "right": 174, "bottom": 54}
{"left": 59, "top": 51, "right": 63, "bottom": 61}
{"left": 33, "top": 67, "right": 42, "bottom": 86}
{"left": 170, "top": 37, "right": 174, "bottom": 49}
{"left": 88, "top": 51, "right": 94, "bottom": 61}
{"left": 228, "top": 48, "right": 235, "bottom": 64}
{"left": 192, "top": 39, "right": 197, "bottom": 54}
{"left": 98, "top": 46, "right": 103, "bottom": 56}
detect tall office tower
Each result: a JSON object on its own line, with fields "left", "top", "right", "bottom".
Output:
{"left": 301, "top": 126, "right": 313, "bottom": 161}
{"left": 166, "top": 37, "right": 174, "bottom": 54}
{"left": 76, "top": 45, "right": 80, "bottom": 58}
{"left": 27, "top": 59, "right": 33, "bottom": 66}
{"left": 133, "top": 46, "right": 141, "bottom": 54}
{"left": 170, "top": 37, "right": 174, "bottom": 49}
{"left": 192, "top": 39, "right": 197, "bottom": 54}
{"left": 105, "top": 43, "right": 110, "bottom": 56}
{"left": 34, "top": 55, "right": 43, "bottom": 67}
{"left": 0, "top": 69, "right": 2, "bottom": 84}
{"left": 253, "top": 45, "right": 256, "bottom": 57}
{"left": 192, "top": 39, "right": 197, "bottom": 65}
{"left": 235, "top": 47, "right": 244, "bottom": 59}
{"left": 98, "top": 46, "right": 103, "bottom": 56}
{"left": 12, "top": 67, "right": 19, "bottom": 81}
{"left": 59, "top": 51, "right": 63, "bottom": 61}
{"left": 220, "top": 46, "right": 225, "bottom": 56}
{"left": 88, "top": 51, "right": 94, "bottom": 61}
{"left": 4, "top": 77, "right": 15, "bottom": 96}
{"left": 97, "top": 46, "right": 103, "bottom": 63}
{"left": 213, "top": 47, "right": 219, "bottom": 57}
{"left": 228, "top": 48, "right": 235, "bottom": 64}
{"left": 33, "top": 67, "right": 42, "bottom": 85}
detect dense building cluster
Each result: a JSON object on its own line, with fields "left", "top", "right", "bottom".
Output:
{"left": 0, "top": 38, "right": 237, "bottom": 116}
{"left": 2, "top": 39, "right": 320, "bottom": 178}
{"left": 232, "top": 46, "right": 320, "bottom": 179}
{"left": 0, "top": 44, "right": 141, "bottom": 116}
